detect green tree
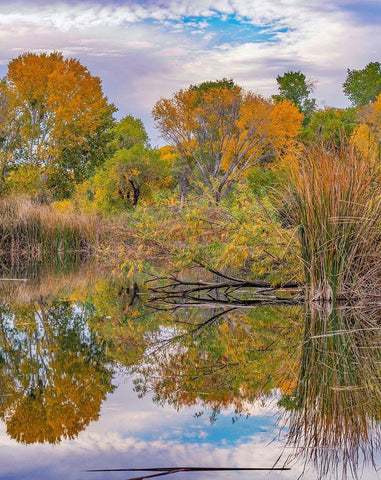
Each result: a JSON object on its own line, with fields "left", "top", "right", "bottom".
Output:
{"left": 190, "top": 77, "right": 238, "bottom": 94}
{"left": 302, "top": 107, "right": 356, "bottom": 145}
{"left": 109, "top": 115, "right": 149, "bottom": 151}
{"left": 93, "top": 145, "right": 169, "bottom": 209}
{"left": 273, "top": 71, "right": 316, "bottom": 122}
{"left": 343, "top": 62, "right": 381, "bottom": 107}
{"left": 88, "top": 116, "right": 172, "bottom": 212}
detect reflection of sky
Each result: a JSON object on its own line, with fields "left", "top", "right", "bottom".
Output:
{"left": 1, "top": 372, "right": 379, "bottom": 480}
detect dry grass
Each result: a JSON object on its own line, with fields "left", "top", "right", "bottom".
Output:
{"left": 0, "top": 196, "right": 99, "bottom": 259}
{"left": 283, "top": 141, "right": 380, "bottom": 301}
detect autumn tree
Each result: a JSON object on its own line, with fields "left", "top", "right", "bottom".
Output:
{"left": 273, "top": 71, "right": 316, "bottom": 122}
{"left": 152, "top": 81, "right": 303, "bottom": 202}
{"left": 343, "top": 62, "right": 381, "bottom": 107}
{"left": 1, "top": 52, "right": 115, "bottom": 200}
{"left": 109, "top": 114, "right": 149, "bottom": 151}
{"left": 0, "top": 80, "right": 20, "bottom": 190}
{"left": 356, "top": 92, "right": 381, "bottom": 144}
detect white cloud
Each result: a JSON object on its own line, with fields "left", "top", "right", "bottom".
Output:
{"left": 0, "top": 0, "right": 379, "bottom": 144}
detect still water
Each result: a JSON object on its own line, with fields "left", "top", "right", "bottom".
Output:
{"left": 0, "top": 263, "right": 379, "bottom": 480}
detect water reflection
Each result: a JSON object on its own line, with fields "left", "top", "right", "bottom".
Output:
{"left": 0, "top": 287, "right": 115, "bottom": 444}
{"left": 281, "top": 305, "right": 380, "bottom": 479}
{"left": 0, "top": 265, "right": 379, "bottom": 479}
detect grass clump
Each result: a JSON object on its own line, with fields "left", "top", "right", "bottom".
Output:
{"left": 0, "top": 196, "right": 98, "bottom": 259}
{"left": 283, "top": 141, "right": 380, "bottom": 301}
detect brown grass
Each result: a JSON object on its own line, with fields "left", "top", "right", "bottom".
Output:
{"left": 0, "top": 196, "right": 99, "bottom": 259}
{"left": 283, "top": 141, "right": 380, "bottom": 301}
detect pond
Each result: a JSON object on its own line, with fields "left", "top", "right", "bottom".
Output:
{"left": 0, "top": 261, "right": 379, "bottom": 480}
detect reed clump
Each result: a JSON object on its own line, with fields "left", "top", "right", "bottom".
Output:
{"left": 0, "top": 196, "right": 98, "bottom": 258}
{"left": 284, "top": 141, "right": 380, "bottom": 301}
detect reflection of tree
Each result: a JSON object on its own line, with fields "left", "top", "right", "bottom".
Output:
{"left": 98, "top": 301, "right": 304, "bottom": 417}
{"left": 92, "top": 279, "right": 380, "bottom": 478}
{"left": 280, "top": 306, "right": 380, "bottom": 479}
{"left": 0, "top": 298, "right": 115, "bottom": 444}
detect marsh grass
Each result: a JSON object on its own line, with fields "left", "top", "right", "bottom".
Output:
{"left": 0, "top": 196, "right": 98, "bottom": 259}
{"left": 283, "top": 141, "right": 380, "bottom": 301}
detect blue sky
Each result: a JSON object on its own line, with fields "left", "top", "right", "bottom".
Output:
{"left": 0, "top": 0, "right": 380, "bottom": 143}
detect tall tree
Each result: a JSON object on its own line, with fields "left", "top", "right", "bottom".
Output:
{"left": 153, "top": 81, "right": 303, "bottom": 202}
{"left": 0, "top": 80, "right": 21, "bottom": 189}
{"left": 2, "top": 52, "right": 116, "bottom": 200}
{"left": 273, "top": 71, "right": 316, "bottom": 122}
{"left": 343, "top": 62, "right": 381, "bottom": 107}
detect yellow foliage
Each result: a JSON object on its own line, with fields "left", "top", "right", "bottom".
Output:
{"left": 4, "top": 164, "right": 43, "bottom": 195}
{"left": 353, "top": 93, "right": 381, "bottom": 156}
{"left": 4, "top": 51, "right": 114, "bottom": 167}
{"left": 153, "top": 84, "right": 303, "bottom": 201}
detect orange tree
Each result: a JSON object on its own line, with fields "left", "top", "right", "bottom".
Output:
{"left": 152, "top": 79, "right": 303, "bottom": 202}
{"left": 1, "top": 52, "right": 115, "bottom": 200}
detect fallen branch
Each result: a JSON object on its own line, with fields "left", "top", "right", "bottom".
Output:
{"left": 147, "top": 272, "right": 301, "bottom": 297}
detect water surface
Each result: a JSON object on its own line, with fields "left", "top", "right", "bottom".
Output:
{"left": 0, "top": 263, "right": 379, "bottom": 479}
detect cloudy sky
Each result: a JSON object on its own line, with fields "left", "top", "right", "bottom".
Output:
{"left": 0, "top": 0, "right": 380, "bottom": 143}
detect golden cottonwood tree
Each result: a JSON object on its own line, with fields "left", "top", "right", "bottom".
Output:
{"left": 0, "top": 80, "right": 20, "bottom": 187}
{"left": 2, "top": 52, "right": 115, "bottom": 199}
{"left": 356, "top": 93, "right": 381, "bottom": 144}
{"left": 152, "top": 81, "right": 303, "bottom": 202}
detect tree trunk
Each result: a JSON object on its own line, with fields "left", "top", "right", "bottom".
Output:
{"left": 179, "top": 167, "right": 190, "bottom": 206}
{"left": 129, "top": 179, "right": 140, "bottom": 207}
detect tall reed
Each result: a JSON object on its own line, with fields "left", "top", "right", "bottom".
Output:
{"left": 0, "top": 196, "right": 98, "bottom": 259}
{"left": 284, "top": 141, "right": 380, "bottom": 301}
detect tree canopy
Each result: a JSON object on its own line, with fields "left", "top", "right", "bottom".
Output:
{"left": 153, "top": 81, "right": 303, "bottom": 202}
{"left": 88, "top": 116, "right": 172, "bottom": 211}
{"left": 0, "top": 51, "right": 115, "bottom": 200}
{"left": 343, "top": 62, "right": 381, "bottom": 107}
{"left": 273, "top": 71, "right": 316, "bottom": 121}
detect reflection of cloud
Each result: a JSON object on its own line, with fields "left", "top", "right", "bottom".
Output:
{"left": 0, "top": 1, "right": 379, "bottom": 145}
{"left": 0, "top": 376, "right": 379, "bottom": 480}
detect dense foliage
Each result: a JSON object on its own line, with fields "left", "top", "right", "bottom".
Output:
{"left": 0, "top": 52, "right": 379, "bottom": 300}
{"left": 0, "top": 52, "right": 115, "bottom": 201}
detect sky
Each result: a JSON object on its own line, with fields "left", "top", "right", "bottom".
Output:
{"left": 0, "top": 0, "right": 380, "bottom": 144}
